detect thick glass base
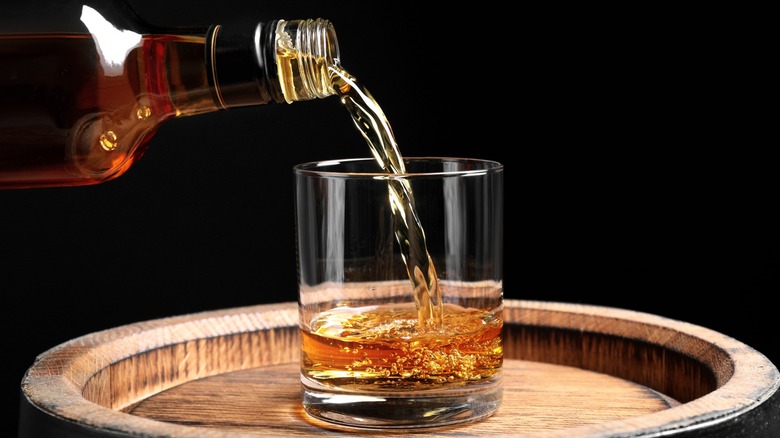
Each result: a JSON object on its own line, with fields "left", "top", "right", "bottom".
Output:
{"left": 301, "top": 375, "right": 503, "bottom": 430}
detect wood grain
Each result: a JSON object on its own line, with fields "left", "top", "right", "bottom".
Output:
{"left": 128, "top": 360, "right": 676, "bottom": 435}
{"left": 18, "top": 300, "right": 780, "bottom": 437}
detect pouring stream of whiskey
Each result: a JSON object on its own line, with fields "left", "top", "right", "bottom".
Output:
{"left": 328, "top": 65, "right": 443, "bottom": 331}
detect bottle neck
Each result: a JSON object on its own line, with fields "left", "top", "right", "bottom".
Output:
{"left": 275, "top": 19, "right": 341, "bottom": 103}
{"left": 206, "top": 21, "right": 284, "bottom": 109}
{"left": 205, "top": 18, "right": 340, "bottom": 109}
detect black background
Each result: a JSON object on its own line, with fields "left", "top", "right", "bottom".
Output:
{"left": 3, "top": 1, "right": 777, "bottom": 436}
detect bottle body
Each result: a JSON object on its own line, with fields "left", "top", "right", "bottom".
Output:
{"left": 0, "top": 2, "right": 338, "bottom": 189}
{"left": 0, "top": 30, "right": 212, "bottom": 188}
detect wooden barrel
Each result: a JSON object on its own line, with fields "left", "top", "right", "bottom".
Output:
{"left": 18, "top": 300, "right": 780, "bottom": 437}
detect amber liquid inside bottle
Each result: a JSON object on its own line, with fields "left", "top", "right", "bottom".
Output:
{"left": 0, "top": 33, "right": 215, "bottom": 188}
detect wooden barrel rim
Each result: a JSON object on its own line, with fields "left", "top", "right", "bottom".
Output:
{"left": 19, "top": 300, "right": 780, "bottom": 437}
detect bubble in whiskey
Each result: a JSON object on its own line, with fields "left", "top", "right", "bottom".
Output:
{"left": 136, "top": 106, "right": 152, "bottom": 120}
{"left": 99, "top": 130, "right": 118, "bottom": 151}
{"left": 302, "top": 303, "right": 503, "bottom": 389}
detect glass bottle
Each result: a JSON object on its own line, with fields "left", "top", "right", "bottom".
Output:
{"left": 0, "top": 0, "right": 339, "bottom": 189}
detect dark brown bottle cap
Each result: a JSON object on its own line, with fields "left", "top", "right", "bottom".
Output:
{"left": 205, "top": 20, "right": 285, "bottom": 109}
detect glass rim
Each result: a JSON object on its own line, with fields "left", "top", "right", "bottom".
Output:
{"left": 293, "top": 156, "right": 504, "bottom": 178}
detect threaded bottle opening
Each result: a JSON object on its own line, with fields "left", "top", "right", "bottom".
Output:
{"left": 275, "top": 19, "right": 340, "bottom": 103}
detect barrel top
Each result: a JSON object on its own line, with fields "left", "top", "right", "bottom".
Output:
{"left": 19, "top": 300, "right": 780, "bottom": 437}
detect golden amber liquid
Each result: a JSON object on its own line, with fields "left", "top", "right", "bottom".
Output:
{"left": 0, "top": 33, "right": 213, "bottom": 188}
{"left": 301, "top": 68, "right": 502, "bottom": 395}
{"left": 328, "top": 66, "right": 444, "bottom": 330}
{"left": 301, "top": 302, "right": 502, "bottom": 391}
